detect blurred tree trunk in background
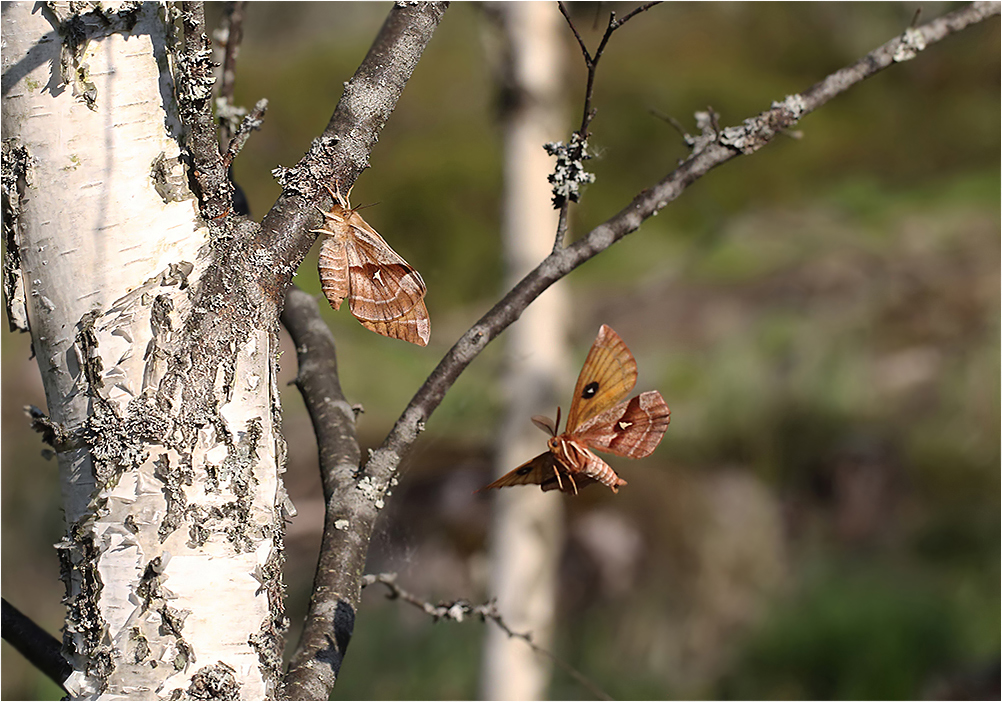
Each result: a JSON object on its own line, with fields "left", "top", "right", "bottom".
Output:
{"left": 479, "top": 3, "right": 567, "bottom": 699}
{"left": 2, "top": 4, "right": 284, "bottom": 697}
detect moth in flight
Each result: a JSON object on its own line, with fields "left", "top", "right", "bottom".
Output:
{"left": 479, "top": 324, "right": 670, "bottom": 494}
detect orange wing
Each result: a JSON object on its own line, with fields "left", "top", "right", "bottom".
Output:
{"left": 313, "top": 185, "right": 431, "bottom": 346}
{"left": 357, "top": 297, "right": 430, "bottom": 347}
{"left": 574, "top": 390, "right": 670, "bottom": 458}
{"left": 564, "top": 325, "right": 638, "bottom": 433}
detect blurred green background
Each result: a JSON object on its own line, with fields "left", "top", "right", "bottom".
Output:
{"left": 2, "top": 2, "right": 998, "bottom": 699}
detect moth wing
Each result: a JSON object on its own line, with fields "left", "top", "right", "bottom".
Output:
{"left": 357, "top": 297, "right": 431, "bottom": 347}
{"left": 565, "top": 324, "right": 638, "bottom": 432}
{"left": 345, "top": 224, "right": 427, "bottom": 323}
{"left": 476, "top": 452, "right": 560, "bottom": 493}
{"left": 317, "top": 237, "right": 349, "bottom": 310}
{"left": 575, "top": 391, "right": 670, "bottom": 459}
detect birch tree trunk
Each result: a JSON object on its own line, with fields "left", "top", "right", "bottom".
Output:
{"left": 3, "top": 3, "right": 286, "bottom": 697}
{"left": 480, "top": 3, "right": 567, "bottom": 699}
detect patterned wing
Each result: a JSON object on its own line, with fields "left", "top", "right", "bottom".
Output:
{"left": 345, "top": 224, "right": 427, "bottom": 322}
{"left": 357, "top": 297, "right": 430, "bottom": 347}
{"left": 317, "top": 236, "right": 349, "bottom": 310}
{"left": 574, "top": 391, "right": 670, "bottom": 459}
{"left": 565, "top": 325, "right": 638, "bottom": 433}
{"left": 476, "top": 452, "right": 561, "bottom": 492}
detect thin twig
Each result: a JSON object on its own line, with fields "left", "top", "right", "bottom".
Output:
{"left": 362, "top": 574, "right": 614, "bottom": 701}
{"left": 549, "top": 1, "right": 662, "bottom": 249}
{"left": 219, "top": 3, "right": 245, "bottom": 104}
{"left": 559, "top": 1, "right": 662, "bottom": 136}
{"left": 216, "top": 1, "right": 248, "bottom": 148}
{"left": 221, "top": 98, "right": 268, "bottom": 170}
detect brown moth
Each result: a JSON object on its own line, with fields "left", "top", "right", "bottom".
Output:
{"left": 313, "top": 184, "right": 430, "bottom": 346}
{"left": 478, "top": 324, "right": 670, "bottom": 495}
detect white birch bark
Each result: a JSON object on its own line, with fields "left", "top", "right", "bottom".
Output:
{"left": 480, "top": 3, "right": 567, "bottom": 699}
{"left": 3, "top": 3, "right": 285, "bottom": 698}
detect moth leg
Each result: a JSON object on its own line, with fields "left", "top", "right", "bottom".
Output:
{"left": 551, "top": 464, "right": 565, "bottom": 492}
{"left": 566, "top": 472, "right": 579, "bottom": 496}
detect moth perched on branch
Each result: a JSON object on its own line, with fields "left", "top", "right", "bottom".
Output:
{"left": 313, "top": 184, "right": 431, "bottom": 346}
{"left": 479, "top": 325, "right": 670, "bottom": 494}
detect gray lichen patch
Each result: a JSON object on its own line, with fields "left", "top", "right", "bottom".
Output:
{"left": 57, "top": 526, "right": 112, "bottom": 686}
{"left": 271, "top": 133, "right": 341, "bottom": 197}
{"left": 46, "top": 1, "right": 145, "bottom": 110}
{"left": 178, "top": 661, "right": 240, "bottom": 701}
{"left": 174, "top": 47, "right": 216, "bottom": 104}
{"left": 544, "top": 133, "right": 596, "bottom": 207}
{"left": 893, "top": 27, "right": 927, "bottom": 62}
{"left": 3, "top": 139, "right": 32, "bottom": 332}
{"left": 356, "top": 475, "right": 386, "bottom": 510}
{"left": 151, "top": 152, "right": 192, "bottom": 204}
{"left": 249, "top": 544, "right": 287, "bottom": 693}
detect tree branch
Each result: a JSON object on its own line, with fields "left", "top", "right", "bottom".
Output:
{"left": 280, "top": 287, "right": 366, "bottom": 700}
{"left": 365, "top": 1, "right": 999, "bottom": 487}
{"left": 550, "top": 2, "right": 661, "bottom": 248}
{"left": 362, "top": 574, "right": 613, "bottom": 701}
{"left": 217, "top": 1, "right": 247, "bottom": 146}
{"left": 558, "top": 1, "right": 662, "bottom": 137}
{"left": 1, "top": 598, "right": 71, "bottom": 693}
{"left": 179, "top": 1, "right": 233, "bottom": 220}
{"left": 255, "top": 2, "right": 449, "bottom": 300}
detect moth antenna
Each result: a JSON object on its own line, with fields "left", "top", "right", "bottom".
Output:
{"left": 556, "top": 406, "right": 562, "bottom": 433}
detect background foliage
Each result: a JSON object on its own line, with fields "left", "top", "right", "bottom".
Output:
{"left": 3, "top": 3, "right": 998, "bottom": 699}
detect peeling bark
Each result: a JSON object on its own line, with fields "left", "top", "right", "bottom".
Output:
{"left": 3, "top": 3, "right": 285, "bottom": 698}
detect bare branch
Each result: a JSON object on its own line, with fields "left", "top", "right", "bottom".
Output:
{"left": 255, "top": 2, "right": 450, "bottom": 299}
{"left": 2, "top": 598, "right": 71, "bottom": 693}
{"left": 548, "top": 2, "right": 661, "bottom": 221}
{"left": 218, "top": 3, "right": 245, "bottom": 108}
{"left": 362, "top": 574, "right": 613, "bottom": 701}
{"left": 365, "top": 0, "right": 999, "bottom": 488}
{"left": 559, "top": 1, "right": 662, "bottom": 136}
{"left": 215, "top": 1, "right": 249, "bottom": 148}
{"left": 178, "top": 1, "right": 233, "bottom": 220}
{"left": 280, "top": 287, "right": 365, "bottom": 699}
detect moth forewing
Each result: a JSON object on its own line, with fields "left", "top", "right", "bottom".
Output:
{"left": 565, "top": 324, "right": 639, "bottom": 431}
